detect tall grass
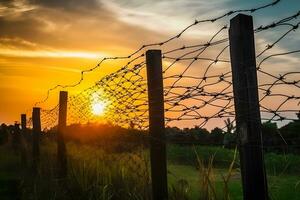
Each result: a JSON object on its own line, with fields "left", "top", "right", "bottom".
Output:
{"left": 18, "top": 140, "right": 300, "bottom": 199}
{"left": 167, "top": 145, "right": 240, "bottom": 200}
{"left": 21, "top": 140, "right": 152, "bottom": 200}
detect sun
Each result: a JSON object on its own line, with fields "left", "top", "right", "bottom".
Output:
{"left": 91, "top": 92, "right": 109, "bottom": 116}
{"left": 91, "top": 102, "right": 106, "bottom": 116}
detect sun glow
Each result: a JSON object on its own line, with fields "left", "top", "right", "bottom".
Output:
{"left": 92, "top": 102, "right": 106, "bottom": 116}
{"left": 91, "top": 92, "right": 108, "bottom": 116}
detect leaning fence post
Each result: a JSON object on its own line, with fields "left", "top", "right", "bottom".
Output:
{"left": 229, "top": 14, "right": 268, "bottom": 199}
{"left": 57, "top": 91, "right": 68, "bottom": 178}
{"left": 32, "top": 107, "right": 41, "bottom": 174}
{"left": 146, "top": 49, "right": 168, "bottom": 200}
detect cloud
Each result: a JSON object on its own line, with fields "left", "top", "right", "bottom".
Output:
{"left": 0, "top": 0, "right": 36, "bottom": 17}
{"left": 0, "top": 0, "right": 168, "bottom": 57}
{"left": 0, "top": 47, "right": 107, "bottom": 59}
{"left": 28, "top": 0, "right": 102, "bottom": 12}
{"left": 0, "top": 0, "right": 299, "bottom": 125}
{"left": 0, "top": 37, "right": 39, "bottom": 50}
{"left": 101, "top": 0, "right": 232, "bottom": 34}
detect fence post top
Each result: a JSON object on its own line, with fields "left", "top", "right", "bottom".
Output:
{"left": 59, "top": 91, "right": 68, "bottom": 99}
{"left": 230, "top": 13, "right": 254, "bottom": 34}
{"left": 60, "top": 91, "right": 68, "bottom": 94}
{"left": 32, "top": 107, "right": 41, "bottom": 116}
{"left": 146, "top": 49, "right": 161, "bottom": 54}
{"left": 231, "top": 13, "right": 252, "bottom": 20}
{"left": 230, "top": 13, "right": 253, "bottom": 24}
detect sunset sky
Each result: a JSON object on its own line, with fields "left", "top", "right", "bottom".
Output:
{"left": 0, "top": 0, "right": 299, "bottom": 126}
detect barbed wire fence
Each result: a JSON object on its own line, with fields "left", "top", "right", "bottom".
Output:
{"left": 18, "top": 0, "right": 300, "bottom": 199}
{"left": 35, "top": 1, "right": 300, "bottom": 132}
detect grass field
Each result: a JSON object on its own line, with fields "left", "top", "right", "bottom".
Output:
{"left": 168, "top": 164, "right": 300, "bottom": 200}
{"left": 167, "top": 145, "right": 300, "bottom": 199}
{"left": 1, "top": 141, "right": 300, "bottom": 199}
{"left": 0, "top": 146, "right": 22, "bottom": 200}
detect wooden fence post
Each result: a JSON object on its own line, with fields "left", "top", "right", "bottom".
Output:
{"left": 146, "top": 49, "right": 168, "bottom": 200}
{"left": 32, "top": 107, "right": 41, "bottom": 174}
{"left": 21, "top": 114, "right": 26, "bottom": 130}
{"left": 20, "top": 114, "right": 28, "bottom": 166}
{"left": 57, "top": 91, "right": 68, "bottom": 178}
{"left": 13, "top": 123, "right": 21, "bottom": 153}
{"left": 229, "top": 14, "right": 268, "bottom": 199}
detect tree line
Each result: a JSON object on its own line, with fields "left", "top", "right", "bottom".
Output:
{"left": 1, "top": 112, "right": 299, "bottom": 154}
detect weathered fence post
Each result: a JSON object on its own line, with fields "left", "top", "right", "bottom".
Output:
{"left": 20, "top": 114, "right": 28, "bottom": 166}
{"left": 13, "top": 123, "right": 21, "bottom": 153}
{"left": 146, "top": 49, "right": 168, "bottom": 200}
{"left": 32, "top": 107, "right": 41, "bottom": 174}
{"left": 21, "top": 114, "right": 26, "bottom": 130}
{"left": 57, "top": 91, "right": 68, "bottom": 178}
{"left": 229, "top": 14, "right": 268, "bottom": 199}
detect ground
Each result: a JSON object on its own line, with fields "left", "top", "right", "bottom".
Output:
{"left": 0, "top": 146, "right": 21, "bottom": 200}
{"left": 1, "top": 143, "right": 300, "bottom": 200}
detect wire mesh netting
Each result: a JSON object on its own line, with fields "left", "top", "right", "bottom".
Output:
{"left": 34, "top": 0, "right": 299, "bottom": 132}
{"left": 17, "top": 1, "right": 300, "bottom": 199}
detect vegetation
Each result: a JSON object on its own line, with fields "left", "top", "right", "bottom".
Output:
{"left": 166, "top": 114, "right": 300, "bottom": 154}
{"left": 20, "top": 141, "right": 151, "bottom": 200}
{"left": 0, "top": 116, "right": 299, "bottom": 199}
{"left": 1, "top": 139, "right": 299, "bottom": 199}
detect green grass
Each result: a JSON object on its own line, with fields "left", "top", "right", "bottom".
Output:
{"left": 167, "top": 145, "right": 235, "bottom": 168}
{"left": 167, "top": 144, "right": 300, "bottom": 199}
{"left": 168, "top": 164, "right": 243, "bottom": 200}
{"left": 20, "top": 140, "right": 152, "bottom": 200}
{"left": 1, "top": 141, "right": 300, "bottom": 199}
{"left": 0, "top": 146, "right": 22, "bottom": 200}
{"left": 0, "top": 147, "right": 21, "bottom": 179}
{"left": 167, "top": 144, "right": 300, "bottom": 174}
{"left": 168, "top": 164, "right": 300, "bottom": 200}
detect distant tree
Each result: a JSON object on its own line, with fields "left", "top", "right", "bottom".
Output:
{"left": 210, "top": 127, "right": 224, "bottom": 145}
{"left": 165, "top": 127, "right": 181, "bottom": 136}
{"left": 195, "top": 127, "right": 209, "bottom": 135}
{"left": 279, "top": 112, "right": 300, "bottom": 154}
{"left": 192, "top": 127, "right": 209, "bottom": 143}
{"left": 261, "top": 121, "right": 280, "bottom": 152}
{"left": 261, "top": 114, "right": 300, "bottom": 154}
{"left": 223, "top": 118, "right": 237, "bottom": 148}
{"left": 261, "top": 121, "right": 278, "bottom": 138}
{"left": 211, "top": 127, "right": 223, "bottom": 135}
